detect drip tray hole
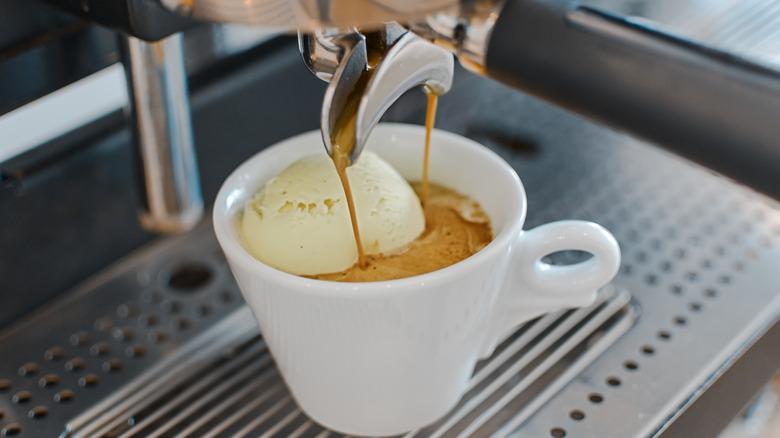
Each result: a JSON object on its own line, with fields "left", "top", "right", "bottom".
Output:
{"left": 166, "top": 262, "right": 213, "bottom": 292}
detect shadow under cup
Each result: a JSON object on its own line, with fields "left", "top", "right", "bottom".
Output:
{"left": 213, "top": 123, "right": 531, "bottom": 436}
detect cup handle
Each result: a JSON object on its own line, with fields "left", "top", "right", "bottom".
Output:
{"left": 478, "top": 220, "right": 621, "bottom": 358}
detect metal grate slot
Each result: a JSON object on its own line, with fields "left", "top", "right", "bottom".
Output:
{"left": 115, "top": 339, "right": 273, "bottom": 437}
{"left": 165, "top": 363, "right": 282, "bottom": 437}
{"left": 409, "top": 286, "right": 635, "bottom": 438}
{"left": 71, "top": 285, "right": 635, "bottom": 438}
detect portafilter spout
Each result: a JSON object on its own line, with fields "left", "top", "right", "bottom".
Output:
{"left": 302, "top": 26, "right": 454, "bottom": 164}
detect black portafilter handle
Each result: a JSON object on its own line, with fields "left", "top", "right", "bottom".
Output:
{"left": 485, "top": 0, "right": 780, "bottom": 199}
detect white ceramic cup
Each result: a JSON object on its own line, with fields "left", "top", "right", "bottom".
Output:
{"left": 213, "top": 123, "right": 621, "bottom": 437}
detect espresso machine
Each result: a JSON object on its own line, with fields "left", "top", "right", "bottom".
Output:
{"left": 2, "top": 0, "right": 780, "bottom": 437}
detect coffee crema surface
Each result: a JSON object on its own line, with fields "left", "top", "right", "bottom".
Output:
{"left": 309, "top": 182, "right": 492, "bottom": 282}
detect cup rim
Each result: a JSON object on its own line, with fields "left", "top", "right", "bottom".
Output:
{"left": 213, "top": 123, "right": 527, "bottom": 296}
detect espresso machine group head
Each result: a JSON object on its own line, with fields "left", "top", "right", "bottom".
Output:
{"left": 41, "top": 0, "right": 780, "bottom": 234}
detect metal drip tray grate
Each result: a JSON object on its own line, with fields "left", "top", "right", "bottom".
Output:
{"left": 412, "top": 286, "right": 634, "bottom": 438}
{"left": 0, "top": 220, "right": 635, "bottom": 438}
{"left": 72, "top": 287, "right": 635, "bottom": 438}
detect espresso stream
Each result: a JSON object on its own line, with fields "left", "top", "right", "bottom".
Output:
{"left": 421, "top": 86, "right": 438, "bottom": 205}
{"left": 331, "top": 109, "right": 367, "bottom": 269}
{"left": 309, "top": 182, "right": 492, "bottom": 282}
{"left": 327, "top": 48, "right": 490, "bottom": 281}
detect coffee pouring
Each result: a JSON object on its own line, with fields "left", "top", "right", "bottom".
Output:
{"left": 213, "top": 124, "right": 622, "bottom": 435}
{"left": 305, "top": 25, "right": 454, "bottom": 165}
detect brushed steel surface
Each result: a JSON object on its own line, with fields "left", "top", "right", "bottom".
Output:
{"left": 0, "top": 223, "right": 245, "bottom": 437}
{"left": 120, "top": 33, "right": 204, "bottom": 234}
{"left": 504, "top": 143, "right": 780, "bottom": 438}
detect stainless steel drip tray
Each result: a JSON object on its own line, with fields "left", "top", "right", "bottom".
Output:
{"left": 0, "top": 220, "right": 637, "bottom": 438}
{"left": 5, "top": 101, "right": 780, "bottom": 438}
{"left": 70, "top": 289, "right": 636, "bottom": 438}
{"left": 0, "top": 224, "right": 246, "bottom": 438}
{"left": 4, "top": 128, "right": 780, "bottom": 438}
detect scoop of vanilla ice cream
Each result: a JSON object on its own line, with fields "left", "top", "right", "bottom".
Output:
{"left": 240, "top": 151, "right": 425, "bottom": 275}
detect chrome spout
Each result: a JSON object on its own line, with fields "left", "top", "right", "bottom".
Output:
{"left": 120, "top": 33, "right": 203, "bottom": 233}
{"left": 305, "top": 26, "right": 454, "bottom": 164}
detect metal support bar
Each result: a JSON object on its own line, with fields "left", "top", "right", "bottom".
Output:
{"left": 119, "top": 33, "right": 203, "bottom": 233}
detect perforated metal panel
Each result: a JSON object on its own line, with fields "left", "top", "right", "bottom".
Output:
{"left": 0, "top": 228, "right": 245, "bottom": 437}
{"left": 502, "top": 139, "right": 780, "bottom": 438}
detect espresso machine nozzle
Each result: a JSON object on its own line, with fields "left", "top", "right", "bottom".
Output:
{"left": 303, "top": 26, "right": 454, "bottom": 164}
